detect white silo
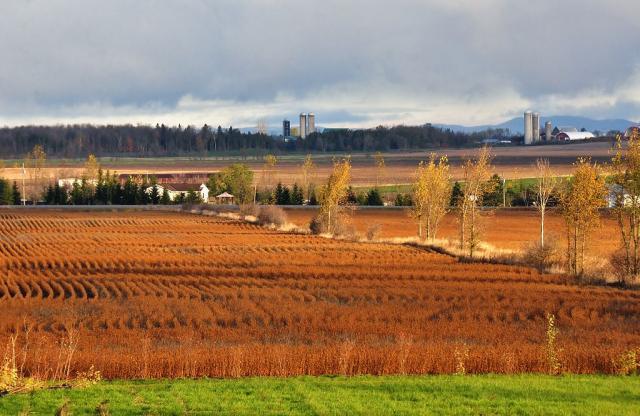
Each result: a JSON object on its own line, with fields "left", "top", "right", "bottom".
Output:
{"left": 299, "top": 113, "right": 307, "bottom": 139}
{"left": 532, "top": 112, "right": 540, "bottom": 143}
{"left": 545, "top": 121, "right": 553, "bottom": 142}
{"left": 524, "top": 111, "right": 533, "bottom": 145}
{"left": 307, "top": 113, "right": 316, "bottom": 134}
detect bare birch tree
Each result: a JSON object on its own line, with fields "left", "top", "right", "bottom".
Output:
{"left": 458, "top": 146, "right": 493, "bottom": 257}
{"left": 318, "top": 158, "right": 351, "bottom": 233}
{"left": 301, "top": 154, "right": 315, "bottom": 201}
{"left": 374, "top": 152, "right": 386, "bottom": 188}
{"left": 411, "top": 154, "right": 451, "bottom": 240}
{"left": 560, "top": 158, "right": 607, "bottom": 276}
{"left": 24, "top": 144, "right": 46, "bottom": 201}
{"left": 84, "top": 154, "right": 100, "bottom": 182}
{"left": 256, "top": 119, "right": 268, "bottom": 135}
{"left": 534, "top": 159, "right": 558, "bottom": 248}
{"left": 611, "top": 130, "right": 640, "bottom": 282}
{"left": 263, "top": 154, "right": 278, "bottom": 193}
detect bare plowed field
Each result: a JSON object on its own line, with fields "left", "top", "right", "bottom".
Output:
{"left": 0, "top": 210, "right": 637, "bottom": 378}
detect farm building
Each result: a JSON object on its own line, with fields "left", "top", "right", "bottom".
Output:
{"left": 555, "top": 131, "right": 595, "bottom": 141}
{"left": 215, "top": 192, "right": 235, "bottom": 205}
{"left": 58, "top": 178, "right": 98, "bottom": 188}
{"left": 148, "top": 183, "right": 209, "bottom": 202}
{"left": 118, "top": 172, "right": 211, "bottom": 186}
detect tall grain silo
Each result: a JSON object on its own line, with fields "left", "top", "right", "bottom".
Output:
{"left": 545, "top": 121, "right": 553, "bottom": 141}
{"left": 532, "top": 112, "right": 540, "bottom": 143}
{"left": 524, "top": 111, "right": 533, "bottom": 145}
{"left": 307, "top": 113, "right": 316, "bottom": 134}
{"left": 299, "top": 113, "right": 307, "bottom": 139}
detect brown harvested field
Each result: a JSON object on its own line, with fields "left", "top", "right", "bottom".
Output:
{"left": 0, "top": 209, "right": 638, "bottom": 379}
{"left": 1, "top": 140, "right": 619, "bottom": 187}
{"left": 284, "top": 208, "right": 620, "bottom": 256}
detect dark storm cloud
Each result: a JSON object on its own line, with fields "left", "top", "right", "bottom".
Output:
{"left": 0, "top": 0, "right": 639, "bottom": 125}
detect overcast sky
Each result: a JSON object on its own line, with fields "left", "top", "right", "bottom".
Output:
{"left": 1, "top": 0, "right": 639, "bottom": 128}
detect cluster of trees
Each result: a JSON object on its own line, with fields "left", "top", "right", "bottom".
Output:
{"left": 36, "top": 154, "right": 205, "bottom": 205}
{"left": 0, "top": 124, "right": 510, "bottom": 158}
{"left": 610, "top": 132, "right": 640, "bottom": 284}
{"left": 206, "top": 164, "right": 254, "bottom": 205}
{"left": 271, "top": 183, "right": 305, "bottom": 205}
{"left": 0, "top": 180, "right": 21, "bottom": 205}
{"left": 395, "top": 175, "right": 559, "bottom": 209}
{"left": 303, "top": 144, "right": 620, "bottom": 283}
{"left": 41, "top": 172, "right": 202, "bottom": 206}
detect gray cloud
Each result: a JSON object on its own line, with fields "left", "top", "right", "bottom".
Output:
{"left": 0, "top": 0, "right": 639, "bottom": 126}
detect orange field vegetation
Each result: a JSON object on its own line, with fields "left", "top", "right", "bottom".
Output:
{"left": 0, "top": 210, "right": 638, "bottom": 379}
{"left": 285, "top": 208, "right": 621, "bottom": 256}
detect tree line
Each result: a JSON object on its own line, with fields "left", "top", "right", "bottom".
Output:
{"left": 0, "top": 124, "right": 509, "bottom": 158}
{"left": 41, "top": 172, "right": 203, "bottom": 206}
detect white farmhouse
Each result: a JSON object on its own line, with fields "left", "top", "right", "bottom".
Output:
{"left": 58, "top": 178, "right": 98, "bottom": 188}
{"left": 148, "top": 183, "right": 209, "bottom": 202}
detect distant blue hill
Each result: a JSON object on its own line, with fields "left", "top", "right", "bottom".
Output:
{"left": 435, "top": 116, "right": 638, "bottom": 135}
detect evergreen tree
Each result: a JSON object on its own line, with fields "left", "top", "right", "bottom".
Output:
{"left": 95, "top": 171, "right": 109, "bottom": 204}
{"left": 12, "top": 181, "right": 21, "bottom": 205}
{"left": 44, "top": 184, "right": 55, "bottom": 204}
{"left": 160, "top": 188, "right": 171, "bottom": 204}
{"left": 122, "top": 177, "right": 137, "bottom": 204}
{"left": 80, "top": 179, "right": 94, "bottom": 205}
{"left": 346, "top": 186, "right": 358, "bottom": 204}
{"left": 450, "top": 181, "right": 462, "bottom": 207}
{"left": 185, "top": 190, "right": 202, "bottom": 204}
{"left": 273, "top": 182, "right": 284, "bottom": 205}
{"left": 290, "top": 183, "right": 304, "bottom": 205}
{"left": 136, "top": 183, "right": 150, "bottom": 205}
{"left": 366, "top": 188, "right": 384, "bottom": 206}
{"left": 70, "top": 182, "right": 83, "bottom": 205}
{"left": 483, "top": 174, "right": 504, "bottom": 207}
{"left": 54, "top": 183, "right": 67, "bottom": 204}
{"left": 109, "top": 174, "right": 123, "bottom": 204}
{"left": 274, "top": 182, "right": 291, "bottom": 205}
{"left": 308, "top": 185, "right": 318, "bottom": 205}
{"left": 150, "top": 184, "right": 160, "bottom": 204}
{"left": 0, "top": 179, "right": 12, "bottom": 205}
{"left": 394, "top": 193, "right": 412, "bottom": 206}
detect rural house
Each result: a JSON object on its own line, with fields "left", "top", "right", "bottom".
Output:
{"left": 58, "top": 178, "right": 98, "bottom": 188}
{"left": 607, "top": 184, "right": 637, "bottom": 208}
{"left": 148, "top": 183, "right": 209, "bottom": 202}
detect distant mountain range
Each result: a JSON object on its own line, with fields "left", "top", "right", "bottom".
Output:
{"left": 238, "top": 115, "right": 638, "bottom": 136}
{"left": 435, "top": 116, "right": 638, "bottom": 135}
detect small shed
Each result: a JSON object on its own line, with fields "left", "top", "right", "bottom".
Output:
{"left": 216, "top": 192, "right": 235, "bottom": 205}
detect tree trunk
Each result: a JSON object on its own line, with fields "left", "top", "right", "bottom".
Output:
{"left": 540, "top": 206, "right": 545, "bottom": 248}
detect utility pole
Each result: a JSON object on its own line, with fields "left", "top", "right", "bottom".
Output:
{"left": 21, "top": 163, "right": 26, "bottom": 206}
{"left": 502, "top": 177, "right": 506, "bottom": 207}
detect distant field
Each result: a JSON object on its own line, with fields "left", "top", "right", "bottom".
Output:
{"left": 284, "top": 207, "right": 620, "bottom": 256}
{"left": 0, "top": 210, "right": 637, "bottom": 380}
{"left": 2, "top": 375, "right": 639, "bottom": 415}
{"left": 0, "top": 141, "right": 618, "bottom": 186}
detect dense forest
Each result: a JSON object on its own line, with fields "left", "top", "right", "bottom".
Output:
{"left": 0, "top": 124, "right": 514, "bottom": 158}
